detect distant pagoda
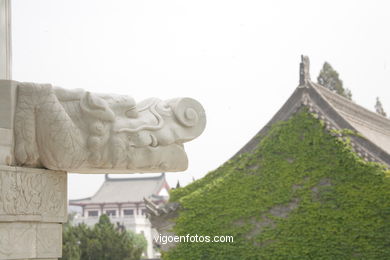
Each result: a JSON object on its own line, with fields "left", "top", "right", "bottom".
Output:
{"left": 70, "top": 173, "right": 170, "bottom": 259}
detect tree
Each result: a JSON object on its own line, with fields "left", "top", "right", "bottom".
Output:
{"left": 375, "top": 97, "right": 387, "bottom": 117}
{"left": 317, "top": 62, "right": 352, "bottom": 100}
{"left": 61, "top": 214, "right": 147, "bottom": 260}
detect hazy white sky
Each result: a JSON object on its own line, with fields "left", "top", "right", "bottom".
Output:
{"left": 11, "top": 0, "right": 390, "bottom": 199}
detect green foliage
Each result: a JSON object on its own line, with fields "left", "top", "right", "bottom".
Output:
{"left": 61, "top": 214, "right": 147, "bottom": 260}
{"left": 317, "top": 62, "right": 352, "bottom": 100}
{"left": 329, "top": 128, "right": 365, "bottom": 140}
{"left": 166, "top": 110, "right": 390, "bottom": 260}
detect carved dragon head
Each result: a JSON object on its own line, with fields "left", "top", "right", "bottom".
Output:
{"left": 78, "top": 92, "right": 206, "bottom": 172}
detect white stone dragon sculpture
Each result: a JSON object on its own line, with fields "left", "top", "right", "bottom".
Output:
{"left": 14, "top": 83, "right": 206, "bottom": 173}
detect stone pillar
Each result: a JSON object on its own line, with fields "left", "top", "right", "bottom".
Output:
{"left": 0, "top": 0, "right": 12, "bottom": 80}
{"left": 0, "top": 80, "right": 67, "bottom": 260}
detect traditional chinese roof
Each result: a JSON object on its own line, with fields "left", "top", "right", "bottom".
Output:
{"left": 145, "top": 57, "right": 390, "bottom": 258}
{"left": 235, "top": 55, "right": 390, "bottom": 167}
{"left": 69, "top": 173, "right": 170, "bottom": 206}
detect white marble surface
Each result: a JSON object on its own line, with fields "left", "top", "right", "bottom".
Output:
{"left": 0, "top": 222, "right": 62, "bottom": 260}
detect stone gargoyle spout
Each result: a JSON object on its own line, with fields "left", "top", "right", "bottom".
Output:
{"left": 13, "top": 82, "right": 206, "bottom": 173}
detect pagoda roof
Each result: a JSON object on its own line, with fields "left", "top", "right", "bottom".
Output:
{"left": 235, "top": 56, "right": 390, "bottom": 167}
{"left": 69, "top": 173, "right": 169, "bottom": 206}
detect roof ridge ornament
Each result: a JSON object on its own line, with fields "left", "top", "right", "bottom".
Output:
{"left": 299, "top": 55, "right": 311, "bottom": 87}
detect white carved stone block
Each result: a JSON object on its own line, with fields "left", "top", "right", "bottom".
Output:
{"left": 0, "top": 166, "right": 67, "bottom": 223}
{"left": 0, "top": 222, "right": 62, "bottom": 260}
{"left": 0, "top": 222, "right": 35, "bottom": 259}
{"left": 36, "top": 223, "right": 62, "bottom": 259}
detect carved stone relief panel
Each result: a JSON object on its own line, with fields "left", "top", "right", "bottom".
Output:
{"left": 0, "top": 166, "right": 67, "bottom": 222}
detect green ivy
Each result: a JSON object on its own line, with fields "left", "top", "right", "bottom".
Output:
{"left": 330, "top": 128, "right": 366, "bottom": 139}
{"left": 165, "top": 110, "right": 390, "bottom": 260}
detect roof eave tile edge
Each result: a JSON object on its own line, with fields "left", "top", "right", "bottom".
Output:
{"left": 310, "top": 81, "right": 390, "bottom": 129}
{"left": 306, "top": 81, "right": 390, "bottom": 167}
{"left": 69, "top": 173, "right": 169, "bottom": 205}
{"left": 68, "top": 197, "right": 92, "bottom": 206}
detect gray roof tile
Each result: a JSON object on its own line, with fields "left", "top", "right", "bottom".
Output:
{"left": 69, "top": 173, "right": 169, "bottom": 205}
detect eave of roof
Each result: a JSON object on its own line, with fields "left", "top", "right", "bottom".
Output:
{"left": 69, "top": 173, "right": 169, "bottom": 205}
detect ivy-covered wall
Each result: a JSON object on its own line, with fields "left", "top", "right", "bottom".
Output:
{"left": 165, "top": 110, "right": 390, "bottom": 260}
